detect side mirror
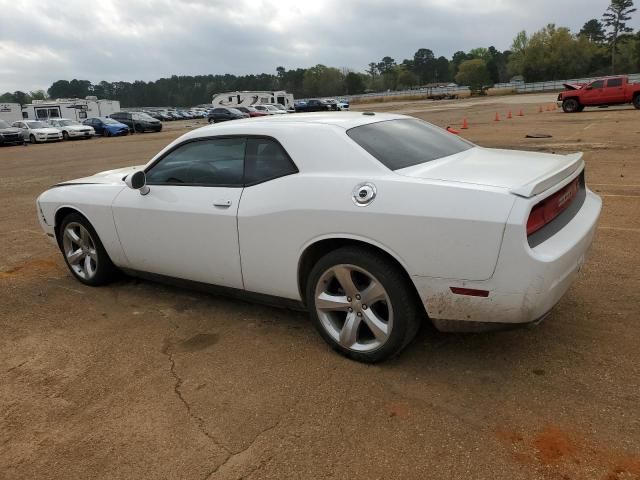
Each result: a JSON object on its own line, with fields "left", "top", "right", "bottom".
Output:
{"left": 125, "top": 170, "right": 150, "bottom": 195}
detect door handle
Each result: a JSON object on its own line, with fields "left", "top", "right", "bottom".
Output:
{"left": 214, "top": 200, "right": 232, "bottom": 207}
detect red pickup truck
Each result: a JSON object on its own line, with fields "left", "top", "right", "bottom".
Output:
{"left": 557, "top": 76, "right": 640, "bottom": 112}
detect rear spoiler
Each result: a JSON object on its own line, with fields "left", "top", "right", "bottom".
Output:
{"left": 511, "top": 153, "right": 584, "bottom": 198}
{"left": 562, "top": 83, "right": 584, "bottom": 90}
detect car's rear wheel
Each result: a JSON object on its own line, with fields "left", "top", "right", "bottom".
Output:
{"left": 58, "top": 213, "right": 118, "bottom": 286}
{"left": 562, "top": 98, "right": 580, "bottom": 113}
{"left": 306, "top": 247, "right": 421, "bottom": 363}
{"left": 633, "top": 95, "right": 640, "bottom": 110}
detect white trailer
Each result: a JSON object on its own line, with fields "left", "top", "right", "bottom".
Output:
{"left": 21, "top": 97, "right": 121, "bottom": 121}
{"left": 211, "top": 91, "right": 294, "bottom": 108}
{"left": 0, "top": 103, "right": 22, "bottom": 122}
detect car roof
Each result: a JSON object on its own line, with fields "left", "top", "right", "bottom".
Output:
{"left": 180, "top": 112, "right": 407, "bottom": 141}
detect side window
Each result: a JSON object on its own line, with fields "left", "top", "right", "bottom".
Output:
{"left": 244, "top": 137, "right": 298, "bottom": 185}
{"left": 146, "top": 138, "right": 246, "bottom": 187}
{"left": 590, "top": 80, "right": 604, "bottom": 89}
{"left": 607, "top": 78, "right": 622, "bottom": 87}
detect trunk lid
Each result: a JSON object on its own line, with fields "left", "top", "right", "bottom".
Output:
{"left": 395, "top": 147, "right": 583, "bottom": 198}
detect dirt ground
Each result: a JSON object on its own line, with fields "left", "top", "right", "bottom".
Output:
{"left": 1, "top": 94, "right": 639, "bottom": 480}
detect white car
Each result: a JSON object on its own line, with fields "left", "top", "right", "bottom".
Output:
{"left": 13, "top": 120, "right": 63, "bottom": 143}
{"left": 253, "top": 104, "right": 286, "bottom": 115}
{"left": 35, "top": 112, "right": 601, "bottom": 362}
{"left": 48, "top": 118, "right": 95, "bottom": 140}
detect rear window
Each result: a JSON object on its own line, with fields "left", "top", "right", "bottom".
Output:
{"left": 347, "top": 119, "right": 473, "bottom": 170}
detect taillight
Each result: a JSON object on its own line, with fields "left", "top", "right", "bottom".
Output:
{"left": 527, "top": 177, "right": 580, "bottom": 237}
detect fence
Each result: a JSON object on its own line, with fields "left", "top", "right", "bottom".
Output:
{"left": 335, "top": 72, "right": 640, "bottom": 102}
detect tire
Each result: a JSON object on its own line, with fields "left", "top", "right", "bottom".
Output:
{"left": 62, "top": 131, "right": 69, "bottom": 140}
{"left": 58, "top": 212, "right": 118, "bottom": 286}
{"left": 306, "top": 246, "right": 422, "bottom": 363}
{"left": 577, "top": 105, "right": 585, "bottom": 112}
{"left": 104, "top": 129, "right": 111, "bottom": 137}
{"left": 633, "top": 95, "right": 640, "bottom": 110}
{"left": 208, "top": 118, "right": 215, "bottom": 124}
{"left": 562, "top": 98, "right": 580, "bottom": 113}
{"left": 29, "top": 134, "right": 36, "bottom": 144}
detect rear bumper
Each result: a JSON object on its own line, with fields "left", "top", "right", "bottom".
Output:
{"left": 413, "top": 188, "right": 602, "bottom": 330}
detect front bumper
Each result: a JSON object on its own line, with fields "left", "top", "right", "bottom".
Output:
{"left": 413, "top": 186, "right": 602, "bottom": 331}
{"left": 68, "top": 130, "right": 95, "bottom": 138}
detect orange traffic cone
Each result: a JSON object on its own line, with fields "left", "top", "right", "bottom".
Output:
{"left": 461, "top": 118, "right": 469, "bottom": 129}
{"left": 507, "top": 111, "right": 513, "bottom": 119}
{"left": 517, "top": 109, "right": 524, "bottom": 116}
{"left": 446, "top": 126, "right": 460, "bottom": 135}
{"left": 494, "top": 112, "right": 500, "bottom": 122}
{"left": 539, "top": 105, "right": 543, "bottom": 113}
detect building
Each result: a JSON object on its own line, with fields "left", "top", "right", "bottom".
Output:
{"left": 211, "top": 91, "right": 294, "bottom": 108}
{"left": 0, "top": 103, "right": 23, "bottom": 122}
{"left": 21, "top": 97, "right": 121, "bottom": 121}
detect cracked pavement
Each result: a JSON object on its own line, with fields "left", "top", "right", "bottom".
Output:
{"left": 1, "top": 97, "right": 639, "bottom": 479}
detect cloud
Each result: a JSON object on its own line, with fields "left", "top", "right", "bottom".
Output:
{"left": 0, "top": 0, "right": 637, "bottom": 92}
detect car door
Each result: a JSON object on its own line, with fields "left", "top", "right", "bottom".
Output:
{"left": 111, "top": 136, "right": 246, "bottom": 288}
{"left": 581, "top": 79, "right": 604, "bottom": 105}
{"left": 604, "top": 77, "right": 625, "bottom": 103}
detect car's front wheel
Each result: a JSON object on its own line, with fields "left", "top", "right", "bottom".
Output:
{"left": 306, "top": 246, "right": 422, "bottom": 363}
{"left": 633, "top": 94, "right": 640, "bottom": 110}
{"left": 562, "top": 98, "right": 580, "bottom": 113}
{"left": 62, "top": 131, "right": 69, "bottom": 140}
{"left": 29, "top": 134, "right": 37, "bottom": 144}
{"left": 58, "top": 213, "right": 118, "bottom": 286}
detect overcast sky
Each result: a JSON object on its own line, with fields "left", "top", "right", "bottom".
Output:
{"left": 0, "top": 0, "right": 638, "bottom": 92}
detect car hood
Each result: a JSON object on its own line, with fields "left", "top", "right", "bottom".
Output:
{"left": 63, "top": 125, "right": 92, "bottom": 131}
{"left": 395, "top": 147, "right": 583, "bottom": 198}
{"left": 105, "top": 122, "right": 128, "bottom": 128}
{"left": 32, "top": 128, "right": 61, "bottom": 134}
{"left": 562, "top": 83, "right": 585, "bottom": 90}
{"left": 56, "top": 165, "right": 143, "bottom": 186}
{"left": 0, "top": 127, "right": 22, "bottom": 134}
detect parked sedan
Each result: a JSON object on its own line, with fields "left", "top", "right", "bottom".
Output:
{"left": 48, "top": 118, "right": 95, "bottom": 140}
{"left": 0, "top": 119, "right": 25, "bottom": 146}
{"left": 13, "top": 120, "right": 62, "bottom": 143}
{"left": 109, "top": 112, "right": 162, "bottom": 133}
{"left": 83, "top": 117, "right": 129, "bottom": 137}
{"left": 35, "top": 112, "right": 601, "bottom": 363}
{"left": 207, "top": 107, "right": 249, "bottom": 123}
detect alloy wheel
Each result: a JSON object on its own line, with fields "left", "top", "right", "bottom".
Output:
{"left": 314, "top": 264, "right": 393, "bottom": 353}
{"left": 62, "top": 222, "right": 99, "bottom": 280}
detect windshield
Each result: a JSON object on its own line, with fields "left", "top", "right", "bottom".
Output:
{"left": 274, "top": 105, "right": 286, "bottom": 110}
{"left": 55, "top": 120, "right": 79, "bottom": 126}
{"left": 347, "top": 119, "right": 474, "bottom": 171}
{"left": 265, "top": 105, "right": 279, "bottom": 111}
{"left": 228, "top": 108, "right": 243, "bottom": 115}
{"left": 26, "top": 121, "right": 48, "bottom": 128}
{"left": 102, "top": 118, "right": 120, "bottom": 124}
{"left": 0, "top": 120, "right": 10, "bottom": 128}
{"left": 133, "top": 112, "right": 155, "bottom": 120}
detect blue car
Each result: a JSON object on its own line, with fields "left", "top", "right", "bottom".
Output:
{"left": 83, "top": 117, "right": 129, "bottom": 137}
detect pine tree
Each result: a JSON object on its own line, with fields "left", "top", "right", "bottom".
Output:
{"left": 602, "top": 0, "right": 637, "bottom": 73}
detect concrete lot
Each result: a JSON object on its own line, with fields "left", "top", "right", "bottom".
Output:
{"left": 1, "top": 95, "right": 639, "bottom": 479}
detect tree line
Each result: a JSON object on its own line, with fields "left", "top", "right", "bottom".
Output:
{"left": 0, "top": 0, "right": 637, "bottom": 107}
